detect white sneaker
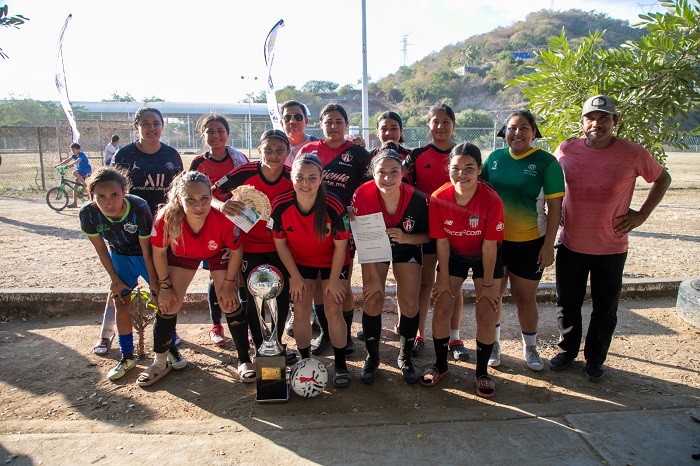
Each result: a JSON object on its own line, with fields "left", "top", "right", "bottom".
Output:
{"left": 488, "top": 341, "right": 501, "bottom": 367}
{"left": 168, "top": 347, "right": 187, "bottom": 370}
{"left": 524, "top": 345, "right": 544, "bottom": 371}
{"left": 107, "top": 356, "right": 137, "bottom": 381}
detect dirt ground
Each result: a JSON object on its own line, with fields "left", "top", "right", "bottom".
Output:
{"left": 0, "top": 153, "right": 698, "bottom": 434}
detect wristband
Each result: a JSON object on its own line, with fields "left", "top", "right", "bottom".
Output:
{"left": 158, "top": 275, "right": 170, "bottom": 284}
{"left": 482, "top": 284, "right": 494, "bottom": 288}
{"left": 224, "top": 277, "right": 237, "bottom": 282}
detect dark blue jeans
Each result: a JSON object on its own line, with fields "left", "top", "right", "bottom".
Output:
{"left": 555, "top": 245, "right": 627, "bottom": 365}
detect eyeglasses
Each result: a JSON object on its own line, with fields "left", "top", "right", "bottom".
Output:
{"left": 283, "top": 114, "right": 304, "bottom": 122}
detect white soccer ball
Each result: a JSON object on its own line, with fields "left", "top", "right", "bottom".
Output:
{"left": 290, "top": 358, "right": 328, "bottom": 398}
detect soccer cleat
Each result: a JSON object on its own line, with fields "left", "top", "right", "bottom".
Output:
{"left": 310, "top": 335, "right": 331, "bottom": 355}
{"left": 448, "top": 339, "right": 470, "bottom": 362}
{"left": 488, "top": 340, "right": 501, "bottom": 367}
{"left": 209, "top": 324, "right": 225, "bottom": 347}
{"left": 107, "top": 356, "right": 137, "bottom": 381}
{"left": 284, "top": 312, "right": 295, "bottom": 337}
{"left": 411, "top": 336, "right": 426, "bottom": 357}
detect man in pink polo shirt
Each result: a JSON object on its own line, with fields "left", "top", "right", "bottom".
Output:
{"left": 550, "top": 95, "right": 671, "bottom": 381}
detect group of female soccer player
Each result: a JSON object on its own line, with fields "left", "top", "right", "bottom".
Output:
{"left": 81, "top": 101, "right": 562, "bottom": 398}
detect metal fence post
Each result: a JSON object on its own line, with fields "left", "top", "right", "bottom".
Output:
{"left": 38, "top": 127, "right": 46, "bottom": 190}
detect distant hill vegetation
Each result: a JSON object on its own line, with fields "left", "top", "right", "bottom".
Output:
{"left": 365, "top": 8, "right": 647, "bottom": 124}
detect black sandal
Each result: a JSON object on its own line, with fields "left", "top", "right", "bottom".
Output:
{"left": 333, "top": 369, "right": 352, "bottom": 388}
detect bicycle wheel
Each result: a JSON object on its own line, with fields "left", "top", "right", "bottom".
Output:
{"left": 46, "top": 186, "right": 69, "bottom": 211}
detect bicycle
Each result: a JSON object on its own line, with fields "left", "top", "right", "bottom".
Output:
{"left": 46, "top": 165, "right": 88, "bottom": 211}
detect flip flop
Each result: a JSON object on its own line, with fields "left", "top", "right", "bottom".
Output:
{"left": 475, "top": 375, "right": 496, "bottom": 398}
{"left": 419, "top": 366, "right": 448, "bottom": 387}
{"left": 333, "top": 369, "right": 352, "bottom": 388}
{"left": 136, "top": 362, "right": 172, "bottom": 387}
{"left": 238, "top": 362, "right": 256, "bottom": 383}
{"left": 93, "top": 335, "right": 114, "bottom": 356}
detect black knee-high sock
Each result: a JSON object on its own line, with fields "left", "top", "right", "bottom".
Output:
{"left": 153, "top": 312, "right": 177, "bottom": 354}
{"left": 343, "top": 309, "right": 354, "bottom": 339}
{"left": 225, "top": 305, "right": 251, "bottom": 363}
{"left": 246, "top": 297, "right": 264, "bottom": 349}
{"left": 398, "top": 314, "right": 419, "bottom": 360}
{"left": 333, "top": 345, "right": 347, "bottom": 371}
{"left": 313, "top": 304, "right": 329, "bottom": 339}
{"left": 299, "top": 346, "right": 311, "bottom": 360}
{"left": 475, "top": 340, "right": 495, "bottom": 378}
{"left": 208, "top": 281, "right": 222, "bottom": 325}
{"left": 362, "top": 313, "right": 382, "bottom": 359}
{"left": 433, "top": 336, "right": 450, "bottom": 373}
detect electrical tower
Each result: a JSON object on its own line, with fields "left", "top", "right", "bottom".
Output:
{"left": 401, "top": 34, "right": 412, "bottom": 67}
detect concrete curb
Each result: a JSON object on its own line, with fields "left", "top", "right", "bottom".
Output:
{"left": 0, "top": 277, "right": 684, "bottom": 317}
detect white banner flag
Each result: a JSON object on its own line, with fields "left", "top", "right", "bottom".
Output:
{"left": 55, "top": 14, "right": 80, "bottom": 143}
{"left": 264, "top": 19, "right": 284, "bottom": 131}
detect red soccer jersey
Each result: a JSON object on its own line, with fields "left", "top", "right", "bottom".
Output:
{"left": 268, "top": 191, "right": 351, "bottom": 268}
{"left": 352, "top": 180, "right": 429, "bottom": 257}
{"left": 370, "top": 145, "right": 411, "bottom": 161}
{"left": 151, "top": 208, "right": 241, "bottom": 260}
{"left": 216, "top": 162, "right": 293, "bottom": 254}
{"left": 189, "top": 147, "right": 248, "bottom": 201}
{"left": 299, "top": 139, "right": 371, "bottom": 206}
{"left": 429, "top": 181, "right": 504, "bottom": 258}
{"left": 403, "top": 144, "right": 452, "bottom": 196}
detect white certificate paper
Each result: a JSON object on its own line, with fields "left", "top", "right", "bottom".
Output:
{"left": 350, "top": 213, "right": 392, "bottom": 263}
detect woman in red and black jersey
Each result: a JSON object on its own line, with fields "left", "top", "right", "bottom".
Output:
{"left": 351, "top": 149, "right": 429, "bottom": 385}
{"left": 215, "top": 129, "right": 296, "bottom": 381}
{"left": 402, "top": 103, "right": 468, "bottom": 360}
{"left": 370, "top": 111, "right": 411, "bottom": 161}
{"left": 298, "top": 104, "right": 371, "bottom": 357}
{"left": 138, "top": 171, "right": 243, "bottom": 387}
{"left": 189, "top": 114, "right": 249, "bottom": 347}
{"left": 421, "top": 144, "right": 504, "bottom": 398}
{"left": 269, "top": 154, "right": 353, "bottom": 389}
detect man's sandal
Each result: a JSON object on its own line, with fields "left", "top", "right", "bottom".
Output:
{"left": 475, "top": 375, "right": 496, "bottom": 398}
{"left": 238, "top": 362, "right": 256, "bottom": 383}
{"left": 419, "top": 366, "right": 448, "bottom": 387}
{"left": 93, "top": 335, "right": 114, "bottom": 356}
{"left": 136, "top": 362, "right": 172, "bottom": 387}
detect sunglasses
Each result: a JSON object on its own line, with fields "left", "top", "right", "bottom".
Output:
{"left": 283, "top": 114, "right": 305, "bottom": 122}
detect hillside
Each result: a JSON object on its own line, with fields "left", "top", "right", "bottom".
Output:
{"left": 367, "top": 8, "right": 647, "bottom": 122}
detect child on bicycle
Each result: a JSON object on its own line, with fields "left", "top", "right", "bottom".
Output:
{"left": 80, "top": 166, "right": 161, "bottom": 381}
{"left": 57, "top": 143, "right": 92, "bottom": 208}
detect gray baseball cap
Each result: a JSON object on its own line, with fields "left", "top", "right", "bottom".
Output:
{"left": 582, "top": 95, "right": 617, "bottom": 117}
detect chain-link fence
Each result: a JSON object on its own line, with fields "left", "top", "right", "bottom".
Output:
{"left": 1, "top": 121, "right": 697, "bottom": 192}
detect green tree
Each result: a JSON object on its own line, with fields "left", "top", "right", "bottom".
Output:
{"left": 0, "top": 4, "right": 29, "bottom": 59}
{"left": 456, "top": 109, "right": 495, "bottom": 128}
{"left": 300, "top": 80, "right": 339, "bottom": 94}
{"left": 103, "top": 92, "right": 136, "bottom": 102}
{"left": 142, "top": 96, "right": 165, "bottom": 102}
{"left": 510, "top": 0, "right": 700, "bottom": 164}
{"left": 0, "top": 98, "right": 89, "bottom": 125}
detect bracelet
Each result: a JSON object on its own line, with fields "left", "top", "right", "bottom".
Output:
{"left": 160, "top": 283, "right": 172, "bottom": 290}
{"left": 482, "top": 284, "right": 494, "bottom": 288}
{"left": 224, "top": 277, "right": 237, "bottom": 282}
{"left": 158, "top": 275, "right": 170, "bottom": 284}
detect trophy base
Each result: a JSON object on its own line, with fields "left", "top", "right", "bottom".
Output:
{"left": 255, "top": 347, "right": 289, "bottom": 403}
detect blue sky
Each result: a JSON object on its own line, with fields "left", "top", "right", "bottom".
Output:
{"left": 0, "top": 0, "right": 664, "bottom": 103}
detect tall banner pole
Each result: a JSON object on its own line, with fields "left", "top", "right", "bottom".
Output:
{"left": 264, "top": 19, "right": 284, "bottom": 131}
{"left": 55, "top": 14, "right": 80, "bottom": 143}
